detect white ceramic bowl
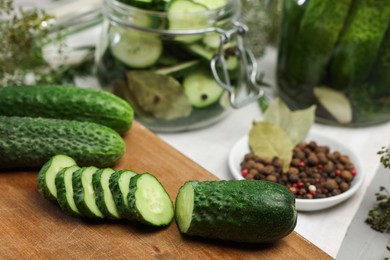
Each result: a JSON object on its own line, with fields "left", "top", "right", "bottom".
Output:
{"left": 228, "top": 131, "right": 364, "bottom": 211}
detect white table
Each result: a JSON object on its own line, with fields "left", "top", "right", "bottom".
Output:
{"left": 16, "top": 1, "right": 390, "bottom": 256}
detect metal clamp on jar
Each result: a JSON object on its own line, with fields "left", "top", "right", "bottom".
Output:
{"left": 95, "top": 0, "right": 265, "bottom": 132}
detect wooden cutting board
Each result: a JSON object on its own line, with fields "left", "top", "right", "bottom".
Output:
{"left": 0, "top": 121, "right": 331, "bottom": 259}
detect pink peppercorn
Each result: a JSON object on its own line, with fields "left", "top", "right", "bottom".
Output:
{"left": 241, "top": 168, "right": 249, "bottom": 177}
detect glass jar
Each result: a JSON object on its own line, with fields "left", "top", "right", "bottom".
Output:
{"left": 95, "top": 0, "right": 263, "bottom": 132}
{"left": 277, "top": 0, "right": 390, "bottom": 126}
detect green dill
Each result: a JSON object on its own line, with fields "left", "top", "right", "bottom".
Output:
{"left": 0, "top": 0, "right": 95, "bottom": 87}
{"left": 366, "top": 146, "right": 390, "bottom": 234}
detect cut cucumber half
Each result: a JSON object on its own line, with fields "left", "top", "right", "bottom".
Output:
{"left": 109, "top": 26, "right": 162, "bottom": 68}
{"left": 93, "top": 168, "right": 120, "bottom": 219}
{"left": 127, "top": 173, "right": 174, "bottom": 227}
{"left": 175, "top": 181, "right": 194, "bottom": 233}
{"left": 72, "top": 166, "right": 104, "bottom": 219}
{"left": 55, "top": 165, "right": 81, "bottom": 217}
{"left": 109, "top": 170, "right": 137, "bottom": 218}
{"left": 37, "top": 154, "right": 77, "bottom": 201}
{"left": 167, "top": 0, "right": 209, "bottom": 43}
{"left": 183, "top": 68, "right": 224, "bottom": 108}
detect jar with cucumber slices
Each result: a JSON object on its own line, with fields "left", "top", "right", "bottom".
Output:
{"left": 276, "top": 0, "right": 390, "bottom": 126}
{"left": 95, "top": 0, "right": 264, "bottom": 132}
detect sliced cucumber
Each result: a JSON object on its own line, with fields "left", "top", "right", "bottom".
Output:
{"left": 155, "top": 60, "right": 199, "bottom": 78}
{"left": 167, "top": 0, "right": 209, "bottom": 43}
{"left": 37, "top": 154, "right": 77, "bottom": 201}
{"left": 109, "top": 26, "right": 162, "bottom": 68}
{"left": 186, "top": 43, "right": 239, "bottom": 72}
{"left": 127, "top": 173, "right": 174, "bottom": 226}
{"left": 55, "top": 165, "right": 81, "bottom": 217}
{"left": 72, "top": 166, "right": 104, "bottom": 219}
{"left": 183, "top": 68, "right": 224, "bottom": 108}
{"left": 92, "top": 168, "right": 120, "bottom": 219}
{"left": 192, "top": 0, "right": 227, "bottom": 10}
{"left": 109, "top": 170, "right": 137, "bottom": 218}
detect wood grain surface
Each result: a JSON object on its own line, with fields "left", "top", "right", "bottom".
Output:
{"left": 0, "top": 121, "right": 331, "bottom": 259}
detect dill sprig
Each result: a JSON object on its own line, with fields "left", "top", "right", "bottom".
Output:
{"left": 0, "top": 0, "right": 95, "bottom": 87}
{"left": 366, "top": 147, "right": 390, "bottom": 233}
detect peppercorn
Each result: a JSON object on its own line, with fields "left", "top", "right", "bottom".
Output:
{"left": 240, "top": 140, "right": 356, "bottom": 200}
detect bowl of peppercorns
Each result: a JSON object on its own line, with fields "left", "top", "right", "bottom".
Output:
{"left": 229, "top": 131, "right": 364, "bottom": 211}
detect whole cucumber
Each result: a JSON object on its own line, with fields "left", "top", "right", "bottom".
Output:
{"left": 329, "top": 0, "right": 390, "bottom": 89}
{"left": 0, "top": 85, "right": 133, "bottom": 134}
{"left": 0, "top": 116, "right": 125, "bottom": 168}
{"left": 175, "top": 180, "right": 297, "bottom": 243}
{"left": 284, "top": 0, "right": 352, "bottom": 86}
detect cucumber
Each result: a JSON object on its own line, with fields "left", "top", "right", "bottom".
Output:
{"left": 183, "top": 68, "right": 224, "bottom": 108}
{"left": 284, "top": 0, "right": 353, "bottom": 86}
{"left": 192, "top": 0, "right": 226, "bottom": 10}
{"left": 109, "top": 170, "right": 137, "bottom": 218}
{"left": 175, "top": 180, "right": 297, "bottom": 243}
{"left": 155, "top": 60, "right": 200, "bottom": 78}
{"left": 109, "top": 26, "right": 162, "bottom": 68}
{"left": 329, "top": 0, "right": 390, "bottom": 89}
{"left": 0, "top": 85, "right": 133, "bottom": 134}
{"left": 167, "top": 0, "right": 208, "bottom": 43}
{"left": 73, "top": 166, "right": 104, "bottom": 219}
{"left": 55, "top": 165, "right": 82, "bottom": 217}
{"left": 186, "top": 43, "right": 238, "bottom": 72}
{"left": 92, "top": 168, "right": 121, "bottom": 219}
{"left": 127, "top": 173, "right": 174, "bottom": 226}
{"left": 37, "top": 154, "right": 77, "bottom": 201}
{"left": 0, "top": 116, "right": 125, "bottom": 168}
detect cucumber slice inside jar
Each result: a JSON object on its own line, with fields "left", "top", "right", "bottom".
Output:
{"left": 192, "top": 0, "right": 227, "bottom": 10}
{"left": 167, "top": 0, "right": 209, "bottom": 43}
{"left": 109, "top": 26, "right": 162, "bottom": 68}
{"left": 183, "top": 68, "right": 224, "bottom": 108}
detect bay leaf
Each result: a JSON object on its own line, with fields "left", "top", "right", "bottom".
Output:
{"left": 314, "top": 86, "right": 352, "bottom": 124}
{"left": 125, "top": 70, "right": 192, "bottom": 120}
{"left": 249, "top": 121, "right": 294, "bottom": 171}
{"left": 263, "top": 97, "right": 316, "bottom": 145}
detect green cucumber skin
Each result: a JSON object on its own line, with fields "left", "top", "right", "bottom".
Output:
{"left": 0, "top": 116, "right": 125, "bottom": 168}
{"left": 93, "top": 168, "right": 120, "bottom": 219}
{"left": 284, "top": 0, "right": 352, "bottom": 86}
{"left": 176, "top": 180, "right": 297, "bottom": 243}
{"left": 109, "top": 170, "right": 137, "bottom": 218}
{"left": 366, "top": 27, "right": 390, "bottom": 97}
{"left": 55, "top": 165, "right": 82, "bottom": 217}
{"left": 127, "top": 173, "right": 174, "bottom": 226}
{"left": 0, "top": 85, "right": 133, "bottom": 134}
{"left": 276, "top": 0, "right": 309, "bottom": 107}
{"left": 72, "top": 167, "right": 103, "bottom": 219}
{"left": 329, "top": 0, "right": 390, "bottom": 89}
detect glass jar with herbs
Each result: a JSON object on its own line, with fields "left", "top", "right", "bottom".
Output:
{"left": 95, "top": 0, "right": 264, "bottom": 132}
{"left": 276, "top": 0, "right": 390, "bottom": 126}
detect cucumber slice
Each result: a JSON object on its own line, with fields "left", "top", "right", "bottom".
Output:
{"left": 127, "top": 173, "right": 174, "bottom": 227}
{"left": 192, "top": 0, "right": 227, "bottom": 10}
{"left": 37, "top": 154, "right": 77, "bottom": 201}
{"left": 155, "top": 60, "right": 199, "bottom": 78}
{"left": 186, "top": 43, "right": 239, "bottom": 71}
{"left": 109, "top": 170, "right": 137, "bottom": 218}
{"left": 167, "top": 0, "right": 209, "bottom": 43}
{"left": 183, "top": 68, "right": 224, "bottom": 108}
{"left": 55, "top": 165, "right": 81, "bottom": 217}
{"left": 92, "top": 168, "right": 120, "bottom": 219}
{"left": 73, "top": 166, "right": 104, "bottom": 219}
{"left": 109, "top": 26, "right": 162, "bottom": 68}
